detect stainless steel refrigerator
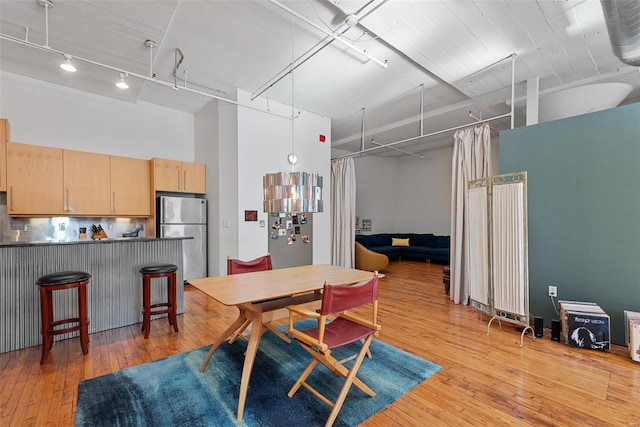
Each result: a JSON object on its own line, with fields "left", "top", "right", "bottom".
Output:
{"left": 268, "top": 212, "right": 312, "bottom": 269}
{"left": 157, "top": 196, "right": 207, "bottom": 281}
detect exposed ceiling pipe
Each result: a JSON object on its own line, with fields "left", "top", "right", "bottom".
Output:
{"left": 601, "top": 0, "right": 640, "bottom": 66}
{"left": 332, "top": 112, "right": 511, "bottom": 159}
{"left": 251, "top": 0, "right": 381, "bottom": 101}
{"left": 371, "top": 139, "right": 423, "bottom": 158}
{"left": 268, "top": 0, "right": 388, "bottom": 68}
{"left": 38, "top": 0, "right": 53, "bottom": 48}
{"left": 0, "top": 32, "right": 291, "bottom": 120}
{"left": 172, "top": 48, "right": 227, "bottom": 94}
{"left": 360, "top": 108, "right": 366, "bottom": 152}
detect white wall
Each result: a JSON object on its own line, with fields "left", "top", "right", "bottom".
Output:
{"left": 194, "top": 90, "right": 331, "bottom": 274}
{"left": 236, "top": 90, "right": 331, "bottom": 264}
{"left": 353, "top": 156, "right": 399, "bottom": 233}
{"left": 394, "top": 146, "right": 452, "bottom": 234}
{"left": 354, "top": 145, "right": 453, "bottom": 235}
{"left": 0, "top": 71, "right": 194, "bottom": 160}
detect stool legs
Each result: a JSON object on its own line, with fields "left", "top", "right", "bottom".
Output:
{"left": 142, "top": 274, "right": 152, "bottom": 339}
{"left": 168, "top": 272, "right": 179, "bottom": 332}
{"left": 141, "top": 271, "right": 178, "bottom": 339}
{"left": 78, "top": 282, "right": 89, "bottom": 355}
{"left": 39, "top": 287, "right": 52, "bottom": 364}
{"left": 39, "top": 279, "right": 90, "bottom": 364}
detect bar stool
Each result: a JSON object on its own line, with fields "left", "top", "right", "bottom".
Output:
{"left": 36, "top": 271, "right": 91, "bottom": 364}
{"left": 139, "top": 263, "right": 179, "bottom": 339}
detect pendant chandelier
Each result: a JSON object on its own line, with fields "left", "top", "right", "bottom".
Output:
{"left": 263, "top": 171, "right": 323, "bottom": 213}
{"left": 262, "top": 5, "right": 323, "bottom": 214}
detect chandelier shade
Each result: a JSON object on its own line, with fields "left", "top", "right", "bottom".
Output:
{"left": 263, "top": 171, "right": 323, "bottom": 213}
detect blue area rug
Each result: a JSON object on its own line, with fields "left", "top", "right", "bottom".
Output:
{"left": 76, "top": 320, "right": 441, "bottom": 426}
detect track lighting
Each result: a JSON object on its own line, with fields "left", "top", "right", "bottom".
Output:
{"left": 115, "top": 72, "right": 129, "bottom": 89}
{"left": 60, "top": 54, "right": 76, "bottom": 72}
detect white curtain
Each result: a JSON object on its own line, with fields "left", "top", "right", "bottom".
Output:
{"left": 331, "top": 157, "right": 356, "bottom": 267}
{"left": 450, "top": 123, "right": 492, "bottom": 304}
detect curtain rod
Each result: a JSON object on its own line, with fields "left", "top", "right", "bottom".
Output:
{"left": 332, "top": 112, "right": 511, "bottom": 159}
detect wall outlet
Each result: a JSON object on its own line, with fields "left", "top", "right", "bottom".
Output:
{"left": 108, "top": 223, "right": 114, "bottom": 230}
{"left": 23, "top": 224, "right": 30, "bottom": 232}
{"left": 548, "top": 285, "right": 557, "bottom": 297}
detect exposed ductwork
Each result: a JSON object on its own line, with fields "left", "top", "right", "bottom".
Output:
{"left": 601, "top": 0, "right": 640, "bottom": 67}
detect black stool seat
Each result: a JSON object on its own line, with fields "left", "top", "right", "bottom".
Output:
{"left": 139, "top": 264, "right": 178, "bottom": 275}
{"left": 37, "top": 271, "right": 91, "bottom": 286}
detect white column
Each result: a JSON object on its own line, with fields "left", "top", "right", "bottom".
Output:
{"left": 526, "top": 77, "right": 539, "bottom": 125}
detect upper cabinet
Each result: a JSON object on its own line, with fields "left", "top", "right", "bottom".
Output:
{"left": 0, "top": 118, "right": 8, "bottom": 192}
{"left": 110, "top": 156, "right": 150, "bottom": 216}
{"left": 152, "top": 158, "right": 206, "bottom": 194}
{"left": 6, "top": 143, "right": 150, "bottom": 217}
{"left": 63, "top": 150, "right": 111, "bottom": 215}
{"left": 7, "top": 142, "right": 64, "bottom": 215}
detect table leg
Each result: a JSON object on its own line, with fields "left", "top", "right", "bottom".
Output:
{"left": 200, "top": 308, "right": 249, "bottom": 373}
{"left": 236, "top": 303, "right": 263, "bottom": 421}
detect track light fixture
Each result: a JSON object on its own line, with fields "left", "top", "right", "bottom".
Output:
{"left": 115, "top": 72, "right": 129, "bottom": 89}
{"left": 60, "top": 54, "right": 76, "bottom": 72}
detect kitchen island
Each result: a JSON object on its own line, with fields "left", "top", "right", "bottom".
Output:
{"left": 0, "top": 237, "right": 190, "bottom": 354}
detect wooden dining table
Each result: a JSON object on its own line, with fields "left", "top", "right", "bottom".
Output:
{"left": 187, "top": 264, "right": 377, "bottom": 421}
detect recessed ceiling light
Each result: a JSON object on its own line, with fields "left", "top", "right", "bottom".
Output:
{"left": 116, "top": 72, "right": 129, "bottom": 89}
{"left": 60, "top": 54, "right": 76, "bottom": 72}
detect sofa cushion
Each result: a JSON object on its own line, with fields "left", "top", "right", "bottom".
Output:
{"left": 391, "top": 237, "right": 410, "bottom": 246}
{"left": 355, "top": 234, "right": 376, "bottom": 247}
{"left": 434, "top": 235, "right": 450, "bottom": 248}
{"left": 372, "top": 234, "right": 391, "bottom": 247}
{"left": 411, "top": 233, "right": 435, "bottom": 247}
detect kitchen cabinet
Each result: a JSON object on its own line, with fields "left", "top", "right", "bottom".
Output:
{"left": 181, "top": 161, "right": 206, "bottom": 193}
{"left": 0, "top": 119, "right": 8, "bottom": 192}
{"left": 152, "top": 158, "right": 205, "bottom": 194}
{"left": 63, "top": 150, "right": 111, "bottom": 215}
{"left": 0, "top": 119, "right": 9, "bottom": 191}
{"left": 7, "top": 142, "right": 64, "bottom": 215}
{"left": 110, "top": 156, "right": 150, "bottom": 216}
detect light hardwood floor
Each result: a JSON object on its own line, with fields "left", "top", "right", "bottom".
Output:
{"left": 1, "top": 261, "right": 638, "bottom": 426}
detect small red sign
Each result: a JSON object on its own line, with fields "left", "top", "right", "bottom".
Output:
{"left": 319, "top": 134, "right": 326, "bottom": 143}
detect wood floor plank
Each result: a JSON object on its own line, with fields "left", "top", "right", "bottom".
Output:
{"left": 1, "top": 261, "right": 639, "bottom": 425}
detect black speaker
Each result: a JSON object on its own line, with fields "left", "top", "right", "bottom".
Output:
{"left": 551, "top": 319, "right": 561, "bottom": 342}
{"left": 534, "top": 316, "right": 543, "bottom": 338}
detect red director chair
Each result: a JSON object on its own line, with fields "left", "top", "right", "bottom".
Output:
{"left": 286, "top": 272, "right": 381, "bottom": 427}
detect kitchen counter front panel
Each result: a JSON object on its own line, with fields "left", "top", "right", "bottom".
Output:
{"left": 0, "top": 238, "right": 185, "bottom": 354}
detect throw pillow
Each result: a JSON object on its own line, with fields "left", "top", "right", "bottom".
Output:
{"left": 391, "top": 237, "right": 410, "bottom": 247}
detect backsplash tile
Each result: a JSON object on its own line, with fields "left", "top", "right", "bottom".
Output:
{"left": 0, "top": 194, "right": 146, "bottom": 243}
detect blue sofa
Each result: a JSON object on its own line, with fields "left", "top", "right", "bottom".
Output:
{"left": 355, "top": 233, "right": 450, "bottom": 264}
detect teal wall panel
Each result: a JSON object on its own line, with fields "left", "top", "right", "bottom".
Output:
{"left": 499, "top": 103, "right": 640, "bottom": 345}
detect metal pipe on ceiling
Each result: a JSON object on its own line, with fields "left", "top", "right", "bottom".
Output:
{"left": 332, "top": 112, "right": 511, "bottom": 159}
{"left": 251, "top": 0, "right": 382, "bottom": 101}
{"left": 601, "top": 0, "right": 640, "bottom": 66}
{"left": 333, "top": 51, "right": 517, "bottom": 158}
{"left": 268, "top": 0, "right": 388, "bottom": 68}
{"left": 371, "top": 139, "right": 423, "bottom": 158}
{"left": 0, "top": 33, "right": 292, "bottom": 120}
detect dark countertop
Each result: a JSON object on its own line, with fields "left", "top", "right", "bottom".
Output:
{"left": 0, "top": 236, "right": 192, "bottom": 248}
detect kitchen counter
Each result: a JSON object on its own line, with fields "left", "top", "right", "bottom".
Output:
{"left": 0, "top": 237, "right": 188, "bottom": 354}
{"left": 0, "top": 236, "right": 191, "bottom": 248}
